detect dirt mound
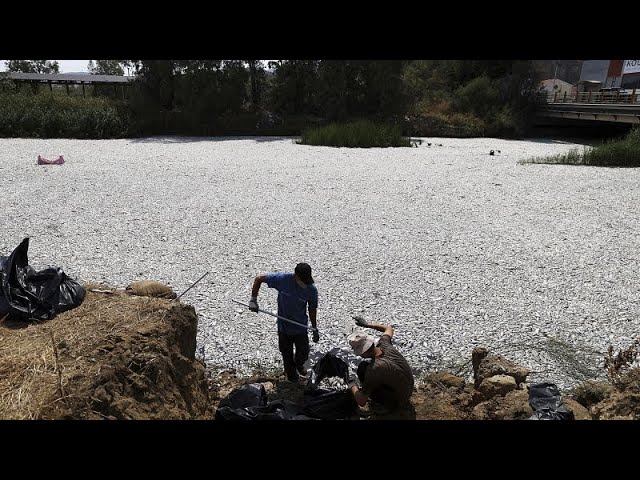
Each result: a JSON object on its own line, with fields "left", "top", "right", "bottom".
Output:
{"left": 0, "top": 284, "right": 210, "bottom": 420}
{"left": 586, "top": 369, "right": 640, "bottom": 420}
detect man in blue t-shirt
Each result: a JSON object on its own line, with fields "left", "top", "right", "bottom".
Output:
{"left": 248, "top": 263, "right": 319, "bottom": 382}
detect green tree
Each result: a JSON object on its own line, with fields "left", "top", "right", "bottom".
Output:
{"left": 267, "top": 60, "right": 320, "bottom": 115}
{"left": 316, "top": 60, "right": 350, "bottom": 120}
{"left": 356, "top": 60, "right": 407, "bottom": 118}
{"left": 402, "top": 60, "right": 451, "bottom": 106}
{"left": 133, "top": 60, "right": 177, "bottom": 110}
{"left": 453, "top": 75, "right": 501, "bottom": 117}
{"left": 6, "top": 60, "right": 60, "bottom": 73}
{"left": 245, "top": 60, "right": 266, "bottom": 110}
{"left": 174, "top": 60, "right": 248, "bottom": 119}
{"left": 221, "top": 60, "right": 250, "bottom": 112}
{"left": 0, "top": 71, "right": 13, "bottom": 90}
{"left": 400, "top": 60, "right": 539, "bottom": 136}
{"left": 88, "top": 60, "right": 125, "bottom": 76}
{"left": 125, "top": 60, "right": 251, "bottom": 135}
{"left": 316, "top": 60, "right": 406, "bottom": 120}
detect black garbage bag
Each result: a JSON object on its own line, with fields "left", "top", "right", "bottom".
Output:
{"left": 303, "top": 352, "right": 359, "bottom": 419}
{"left": 307, "top": 351, "right": 350, "bottom": 391}
{"left": 528, "top": 382, "right": 575, "bottom": 420}
{"left": 218, "top": 382, "right": 267, "bottom": 410}
{"left": 302, "top": 388, "right": 359, "bottom": 420}
{"left": 0, "top": 238, "right": 86, "bottom": 322}
{"left": 216, "top": 399, "right": 312, "bottom": 421}
{"left": 214, "top": 353, "right": 359, "bottom": 420}
{"left": 215, "top": 383, "right": 314, "bottom": 420}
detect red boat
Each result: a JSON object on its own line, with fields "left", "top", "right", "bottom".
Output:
{"left": 37, "top": 155, "right": 65, "bottom": 165}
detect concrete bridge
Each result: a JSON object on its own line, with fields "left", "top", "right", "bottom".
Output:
{"left": 536, "top": 91, "right": 640, "bottom": 124}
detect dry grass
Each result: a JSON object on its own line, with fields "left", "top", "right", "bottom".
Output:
{"left": 0, "top": 282, "right": 175, "bottom": 419}
{"left": 416, "top": 100, "right": 452, "bottom": 116}
{"left": 604, "top": 338, "right": 640, "bottom": 385}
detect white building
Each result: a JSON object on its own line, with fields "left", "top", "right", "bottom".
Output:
{"left": 539, "top": 78, "right": 576, "bottom": 97}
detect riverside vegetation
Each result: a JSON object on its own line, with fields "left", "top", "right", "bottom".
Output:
{"left": 0, "top": 60, "right": 542, "bottom": 141}
{"left": 298, "top": 120, "right": 412, "bottom": 148}
{"left": 522, "top": 127, "right": 640, "bottom": 167}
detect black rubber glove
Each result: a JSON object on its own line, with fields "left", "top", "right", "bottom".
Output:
{"left": 248, "top": 297, "right": 259, "bottom": 312}
{"left": 312, "top": 328, "right": 320, "bottom": 343}
{"left": 353, "top": 315, "right": 369, "bottom": 327}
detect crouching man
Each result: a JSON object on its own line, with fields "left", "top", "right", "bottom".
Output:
{"left": 348, "top": 316, "right": 416, "bottom": 420}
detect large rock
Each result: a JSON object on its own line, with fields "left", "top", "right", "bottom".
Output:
{"left": 472, "top": 347, "right": 530, "bottom": 388}
{"left": 478, "top": 374, "right": 518, "bottom": 398}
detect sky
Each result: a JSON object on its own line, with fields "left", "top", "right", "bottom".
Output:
{"left": 0, "top": 60, "right": 92, "bottom": 73}
{"left": 1, "top": 60, "right": 273, "bottom": 74}
{"left": 53, "top": 60, "right": 91, "bottom": 73}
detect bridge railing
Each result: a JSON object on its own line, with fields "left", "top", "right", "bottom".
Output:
{"left": 536, "top": 90, "right": 639, "bottom": 105}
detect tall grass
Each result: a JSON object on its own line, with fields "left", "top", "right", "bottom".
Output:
{"left": 299, "top": 120, "right": 412, "bottom": 148}
{"left": 522, "top": 128, "right": 640, "bottom": 167}
{"left": 0, "top": 92, "right": 129, "bottom": 138}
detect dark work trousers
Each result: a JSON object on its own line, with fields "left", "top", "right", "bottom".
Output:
{"left": 278, "top": 332, "right": 310, "bottom": 380}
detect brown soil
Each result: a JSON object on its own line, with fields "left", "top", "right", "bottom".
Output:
{"left": 2, "top": 284, "right": 639, "bottom": 420}
{"left": 0, "top": 284, "right": 210, "bottom": 420}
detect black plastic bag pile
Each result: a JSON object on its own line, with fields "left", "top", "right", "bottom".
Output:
{"left": 214, "top": 383, "right": 313, "bottom": 420}
{"left": 0, "top": 237, "right": 86, "bottom": 322}
{"left": 215, "top": 351, "right": 359, "bottom": 420}
{"left": 528, "top": 382, "right": 575, "bottom": 420}
{"left": 303, "top": 350, "right": 358, "bottom": 420}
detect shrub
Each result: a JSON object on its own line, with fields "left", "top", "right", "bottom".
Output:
{"left": 299, "top": 120, "right": 411, "bottom": 148}
{"left": 452, "top": 76, "right": 501, "bottom": 118}
{"left": 0, "top": 92, "right": 129, "bottom": 138}
{"left": 522, "top": 127, "right": 640, "bottom": 167}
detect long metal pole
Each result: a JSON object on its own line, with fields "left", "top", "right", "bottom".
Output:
{"left": 176, "top": 271, "right": 210, "bottom": 300}
{"left": 232, "top": 299, "right": 316, "bottom": 331}
{"left": 232, "top": 299, "right": 343, "bottom": 350}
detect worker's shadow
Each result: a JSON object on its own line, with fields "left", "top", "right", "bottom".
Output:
{"left": 0, "top": 315, "right": 32, "bottom": 330}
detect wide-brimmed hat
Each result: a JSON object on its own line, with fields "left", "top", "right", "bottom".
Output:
{"left": 348, "top": 332, "right": 375, "bottom": 356}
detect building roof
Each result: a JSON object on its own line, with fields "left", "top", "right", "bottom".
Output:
{"left": 3, "top": 72, "right": 134, "bottom": 83}
{"left": 540, "top": 78, "right": 575, "bottom": 87}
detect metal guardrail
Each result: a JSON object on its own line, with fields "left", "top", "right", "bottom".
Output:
{"left": 536, "top": 90, "right": 639, "bottom": 105}
{"left": 535, "top": 94, "right": 640, "bottom": 124}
